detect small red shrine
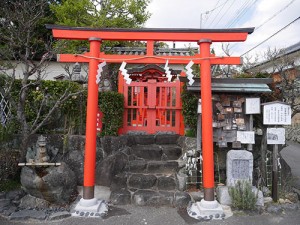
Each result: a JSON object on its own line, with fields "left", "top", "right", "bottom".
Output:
{"left": 118, "top": 64, "right": 184, "bottom": 135}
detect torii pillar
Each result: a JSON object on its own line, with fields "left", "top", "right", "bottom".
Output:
{"left": 199, "top": 39, "right": 214, "bottom": 201}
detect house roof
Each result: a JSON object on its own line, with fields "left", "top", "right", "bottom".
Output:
{"left": 179, "top": 77, "right": 273, "bottom": 93}
{"left": 247, "top": 41, "right": 300, "bottom": 73}
{"left": 106, "top": 47, "right": 198, "bottom": 56}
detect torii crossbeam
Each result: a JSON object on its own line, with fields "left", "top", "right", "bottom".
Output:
{"left": 47, "top": 24, "right": 254, "bottom": 217}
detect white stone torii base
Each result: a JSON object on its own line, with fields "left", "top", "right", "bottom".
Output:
{"left": 72, "top": 198, "right": 108, "bottom": 218}
{"left": 187, "top": 199, "right": 225, "bottom": 221}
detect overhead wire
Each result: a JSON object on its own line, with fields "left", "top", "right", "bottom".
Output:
{"left": 207, "top": 0, "right": 230, "bottom": 28}
{"left": 213, "top": 0, "right": 237, "bottom": 28}
{"left": 255, "top": 0, "right": 296, "bottom": 31}
{"left": 226, "top": 0, "right": 258, "bottom": 28}
{"left": 229, "top": 0, "right": 296, "bottom": 52}
{"left": 241, "top": 16, "right": 300, "bottom": 56}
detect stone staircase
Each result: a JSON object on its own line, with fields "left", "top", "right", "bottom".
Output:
{"left": 109, "top": 134, "right": 191, "bottom": 207}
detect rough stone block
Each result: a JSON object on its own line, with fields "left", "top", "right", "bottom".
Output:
{"left": 111, "top": 174, "right": 128, "bottom": 191}
{"left": 161, "top": 145, "right": 182, "bottom": 160}
{"left": 127, "top": 160, "right": 147, "bottom": 172}
{"left": 134, "top": 135, "right": 155, "bottom": 145}
{"left": 176, "top": 171, "right": 188, "bottom": 191}
{"left": 155, "top": 134, "right": 179, "bottom": 145}
{"left": 147, "top": 161, "right": 178, "bottom": 173}
{"left": 216, "top": 186, "right": 232, "bottom": 205}
{"left": 19, "top": 195, "right": 50, "bottom": 210}
{"left": 110, "top": 190, "right": 132, "bottom": 205}
{"left": 174, "top": 191, "right": 191, "bottom": 208}
{"left": 128, "top": 174, "right": 157, "bottom": 189}
{"left": 157, "top": 176, "right": 177, "bottom": 190}
{"left": 131, "top": 145, "right": 162, "bottom": 160}
{"left": 0, "top": 199, "right": 11, "bottom": 213}
{"left": 132, "top": 190, "right": 173, "bottom": 206}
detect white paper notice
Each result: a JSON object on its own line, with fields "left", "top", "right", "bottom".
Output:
{"left": 263, "top": 103, "right": 291, "bottom": 125}
{"left": 267, "top": 128, "right": 285, "bottom": 145}
{"left": 245, "top": 98, "right": 261, "bottom": 114}
{"left": 236, "top": 131, "right": 255, "bottom": 144}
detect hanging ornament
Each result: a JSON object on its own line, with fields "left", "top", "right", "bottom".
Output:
{"left": 119, "top": 62, "right": 132, "bottom": 84}
{"left": 96, "top": 61, "right": 106, "bottom": 84}
{"left": 164, "top": 60, "right": 172, "bottom": 82}
{"left": 185, "top": 60, "right": 195, "bottom": 85}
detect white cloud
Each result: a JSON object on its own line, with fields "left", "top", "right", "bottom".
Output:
{"left": 145, "top": 0, "right": 300, "bottom": 62}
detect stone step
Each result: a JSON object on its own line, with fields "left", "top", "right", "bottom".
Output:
{"left": 127, "top": 174, "right": 178, "bottom": 191}
{"left": 129, "top": 134, "right": 179, "bottom": 146}
{"left": 110, "top": 189, "right": 191, "bottom": 208}
{"left": 161, "top": 145, "right": 182, "bottom": 160}
{"left": 130, "top": 145, "right": 162, "bottom": 160}
{"left": 130, "top": 144, "right": 182, "bottom": 160}
{"left": 126, "top": 160, "right": 179, "bottom": 174}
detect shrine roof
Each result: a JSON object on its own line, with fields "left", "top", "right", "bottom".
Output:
{"left": 179, "top": 77, "right": 273, "bottom": 93}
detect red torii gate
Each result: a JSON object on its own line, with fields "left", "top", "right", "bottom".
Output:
{"left": 46, "top": 25, "right": 254, "bottom": 203}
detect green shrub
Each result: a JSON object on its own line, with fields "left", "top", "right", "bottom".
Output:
{"left": 181, "top": 85, "right": 198, "bottom": 137}
{"left": 98, "top": 91, "right": 124, "bottom": 136}
{"left": 229, "top": 180, "right": 258, "bottom": 210}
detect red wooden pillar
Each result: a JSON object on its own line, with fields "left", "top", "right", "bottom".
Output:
{"left": 198, "top": 39, "right": 214, "bottom": 201}
{"left": 83, "top": 37, "right": 101, "bottom": 200}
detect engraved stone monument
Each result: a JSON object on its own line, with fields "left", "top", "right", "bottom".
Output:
{"left": 217, "top": 150, "right": 263, "bottom": 206}
{"left": 226, "top": 150, "right": 253, "bottom": 186}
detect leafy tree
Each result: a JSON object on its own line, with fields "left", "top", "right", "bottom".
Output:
{"left": 49, "top": 0, "right": 151, "bottom": 91}
{"left": 0, "top": 0, "right": 84, "bottom": 161}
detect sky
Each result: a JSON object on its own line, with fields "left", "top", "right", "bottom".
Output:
{"left": 144, "top": 0, "right": 300, "bottom": 63}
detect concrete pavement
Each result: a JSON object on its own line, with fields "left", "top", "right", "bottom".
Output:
{"left": 1, "top": 204, "right": 300, "bottom": 225}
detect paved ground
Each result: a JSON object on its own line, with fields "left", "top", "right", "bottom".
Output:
{"left": 1, "top": 141, "right": 300, "bottom": 225}
{"left": 1, "top": 205, "right": 300, "bottom": 225}
{"left": 281, "top": 141, "right": 300, "bottom": 189}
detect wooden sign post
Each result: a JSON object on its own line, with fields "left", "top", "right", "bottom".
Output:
{"left": 262, "top": 101, "right": 291, "bottom": 202}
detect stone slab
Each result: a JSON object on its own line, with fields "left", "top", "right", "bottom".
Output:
{"left": 10, "top": 209, "right": 47, "bottom": 220}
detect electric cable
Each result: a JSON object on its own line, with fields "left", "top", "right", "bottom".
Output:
{"left": 241, "top": 16, "right": 300, "bottom": 56}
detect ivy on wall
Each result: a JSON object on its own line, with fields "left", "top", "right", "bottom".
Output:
{"left": 98, "top": 91, "right": 124, "bottom": 136}
{"left": 181, "top": 84, "right": 198, "bottom": 137}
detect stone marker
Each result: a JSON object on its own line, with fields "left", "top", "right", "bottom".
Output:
{"left": 226, "top": 150, "right": 253, "bottom": 186}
